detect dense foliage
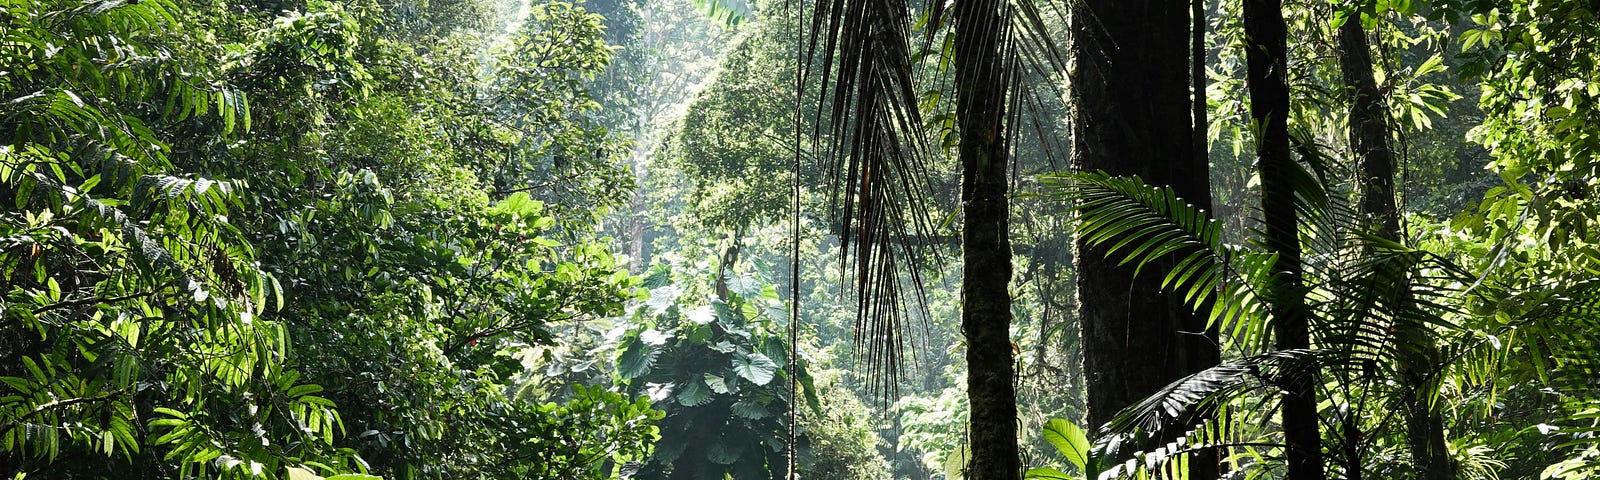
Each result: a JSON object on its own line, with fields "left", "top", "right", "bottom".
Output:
{"left": 6, "top": 0, "right": 1600, "bottom": 479}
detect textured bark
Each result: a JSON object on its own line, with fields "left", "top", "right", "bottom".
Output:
{"left": 1070, "top": 3, "right": 1218, "bottom": 476}
{"left": 1243, "top": 0, "right": 1324, "bottom": 478}
{"left": 1339, "top": 20, "right": 1400, "bottom": 239}
{"left": 1335, "top": 18, "right": 1453, "bottom": 480}
{"left": 954, "top": 0, "right": 1021, "bottom": 478}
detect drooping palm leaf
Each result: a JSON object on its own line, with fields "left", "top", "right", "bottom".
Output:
{"left": 806, "top": 0, "right": 941, "bottom": 395}
{"left": 805, "top": 0, "right": 1074, "bottom": 398}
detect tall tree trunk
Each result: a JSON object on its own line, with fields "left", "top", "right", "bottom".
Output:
{"left": 1070, "top": 3, "right": 1218, "bottom": 478}
{"left": 954, "top": 0, "right": 1020, "bottom": 478}
{"left": 1242, "top": 0, "right": 1324, "bottom": 478}
{"left": 1339, "top": 20, "right": 1401, "bottom": 239}
{"left": 1335, "top": 17, "right": 1453, "bottom": 480}
{"left": 1188, "top": 0, "right": 1223, "bottom": 478}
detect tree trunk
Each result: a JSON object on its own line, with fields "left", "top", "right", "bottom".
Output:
{"left": 1070, "top": 3, "right": 1218, "bottom": 478}
{"left": 1188, "top": 0, "right": 1222, "bottom": 478}
{"left": 954, "top": 0, "right": 1021, "bottom": 478}
{"left": 1242, "top": 0, "right": 1323, "bottom": 478}
{"left": 1335, "top": 17, "right": 1453, "bottom": 480}
{"left": 1339, "top": 20, "right": 1400, "bottom": 239}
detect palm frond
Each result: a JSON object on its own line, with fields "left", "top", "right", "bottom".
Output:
{"left": 1103, "top": 349, "right": 1321, "bottom": 436}
{"left": 1311, "top": 237, "right": 1467, "bottom": 373}
{"left": 1094, "top": 351, "right": 1321, "bottom": 479}
{"left": 1041, "top": 171, "right": 1277, "bottom": 353}
{"left": 808, "top": 0, "right": 1072, "bottom": 396}
{"left": 808, "top": 0, "right": 941, "bottom": 395}
{"left": 1503, "top": 279, "right": 1600, "bottom": 389}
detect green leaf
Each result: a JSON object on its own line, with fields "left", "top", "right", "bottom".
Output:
{"left": 727, "top": 275, "right": 761, "bottom": 298}
{"left": 617, "top": 339, "right": 659, "bottom": 380}
{"left": 1042, "top": 419, "right": 1091, "bottom": 471}
{"left": 287, "top": 467, "right": 323, "bottom": 480}
{"left": 707, "top": 440, "right": 741, "bottom": 465}
{"left": 645, "top": 285, "right": 681, "bottom": 314}
{"left": 731, "top": 352, "right": 777, "bottom": 386}
{"left": 676, "top": 379, "right": 712, "bottom": 407}
{"left": 943, "top": 444, "right": 971, "bottom": 480}
{"left": 704, "top": 374, "right": 730, "bottom": 394}
{"left": 286, "top": 384, "right": 323, "bottom": 398}
{"left": 730, "top": 399, "right": 769, "bottom": 419}
{"left": 686, "top": 305, "right": 716, "bottom": 325}
{"left": 1024, "top": 467, "right": 1076, "bottom": 480}
{"left": 689, "top": 0, "right": 751, "bottom": 27}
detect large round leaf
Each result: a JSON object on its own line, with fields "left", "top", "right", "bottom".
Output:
{"left": 731, "top": 352, "right": 778, "bottom": 386}
{"left": 617, "top": 339, "right": 660, "bottom": 380}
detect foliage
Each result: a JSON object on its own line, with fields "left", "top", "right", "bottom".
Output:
{"left": 613, "top": 255, "right": 813, "bottom": 479}
{"left": 661, "top": 18, "right": 817, "bottom": 232}
{"left": 484, "top": 0, "right": 635, "bottom": 226}
{"left": 16, "top": 0, "right": 1600, "bottom": 478}
{"left": 800, "top": 375, "right": 893, "bottom": 480}
{"left": 513, "top": 384, "right": 664, "bottom": 479}
{"left": 1048, "top": 163, "right": 1600, "bottom": 478}
{"left": 0, "top": 0, "right": 357, "bottom": 476}
{"left": 1, "top": 0, "right": 661, "bottom": 477}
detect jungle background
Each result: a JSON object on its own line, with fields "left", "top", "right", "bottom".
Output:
{"left": 3, "top": 0, "right": 1599, "bottom": 479}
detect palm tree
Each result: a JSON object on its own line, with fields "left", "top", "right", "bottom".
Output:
{"left": 804, "top": 0, "right": 1030, "bottom": 477}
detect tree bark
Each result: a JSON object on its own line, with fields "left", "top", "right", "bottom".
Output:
{"left": 1242, "top": 0, "right": 1324, "bottom": 478}
{"left": 1334, "top": 17, "right": 1453, "bottom": 480}
{"left": 1070, "top": 3, "right": 1219, "bottom": 478}
{"left": 1339, "top": 20, "right": 1400, "bottom": 239}
{"left": 954, "top": 0, "right": 1021, "bottom": 478}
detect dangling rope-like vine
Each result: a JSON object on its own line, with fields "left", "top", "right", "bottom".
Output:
{"left": 786, "top": 1, "right": 809, "bottom": 477}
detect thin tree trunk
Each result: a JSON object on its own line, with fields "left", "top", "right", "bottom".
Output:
{"left": 1339, "top": 20, "right": 1401, "bottom": 239}
{"left": 1188, "top": 0, "right": 1222, "bottom": 478}
{"left": 1242, "top": 0, "right": 1323, "bottom": 478}
{"left": 1070, "top": 4, "right": 1218, "bottom": 476}
{"left": 954, "top": 0, "right": 1020, "bottom": 478}
{"left": 1335, "top": 17, "right": 1453, "bottom": 480}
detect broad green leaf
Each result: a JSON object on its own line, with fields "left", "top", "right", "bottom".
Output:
{"left": 943, "top": 444, "right": 971, "bottom": 480}
{"left": 730, "top": 399, "right": 769, "bottom": 420}
{"left": 704, "top": 374, "right": 730, "bottom": 394}
{"left": 287, "top": 467, "right": 323, "bottom": 480}
{"left": 707, "top": 440, "right": 741, "bottom": 465}
{"left": 687, "top": 305, "right": 716, "bottom": 325}
{"left": 617, "top": 340, "right": 659, "bottom": 379}
{"left": 731, "top": 352, "right": 777, "bottom": 386}
{"left": 1042, "top": 419, "right": 1091, "bottom": 471}
{"left": 727, "top": 275, "right": 760, "bottom": 298}
{"left": 1024, "top": 467, "right": 1076, "bottom": 480}
{"left": 676, "top": 379, "right": 712, "bottom": 407}
{"left": 646, "top": 286, "right": 682, "bottom": 314}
